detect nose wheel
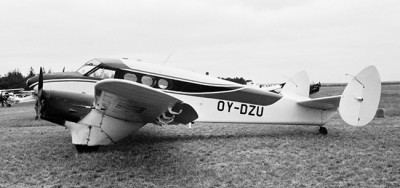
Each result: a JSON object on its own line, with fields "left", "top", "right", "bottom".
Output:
{"left": 319, "top": 126, "right": 328, "bottom": 135}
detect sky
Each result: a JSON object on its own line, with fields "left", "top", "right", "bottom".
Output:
{"left": 1, "top": 0, "right": 399, "bottom": 83}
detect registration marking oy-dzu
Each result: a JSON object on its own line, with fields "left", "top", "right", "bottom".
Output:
{"left": 217, "top": 101, "right": 264, "bottom": 117}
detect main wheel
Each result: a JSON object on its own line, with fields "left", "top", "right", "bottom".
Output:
{"left": 75, "top": 145, "right": 99, "bottom": 153}
{"left": 319, "top": 127, "right": 328, "bottom": 135}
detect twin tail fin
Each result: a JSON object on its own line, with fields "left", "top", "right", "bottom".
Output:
{"left": 283, "top": 66, "right": 381, "bottom": 126}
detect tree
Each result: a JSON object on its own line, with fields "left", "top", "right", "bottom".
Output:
{"left": 0, "top": 67, "right": 54, "bottom": 89}
{"left": 0, "top": 69, "right": 25, "bottom": 89}
{"left": 0, "top": 76, "right": 7, "bottom": 89}
{"left": 26, "top": 67, "right": 35, "bottom": 79}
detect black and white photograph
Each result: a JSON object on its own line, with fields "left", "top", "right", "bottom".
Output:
{"left": 1, "top": 0, "right": 399, "bottom": 187}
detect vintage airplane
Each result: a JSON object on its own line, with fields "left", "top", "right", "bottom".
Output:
{"left": 0, "top": 88, "right": 24, "bottom": 107}
{"left": 26, "top": 58, "right": 381, "bottom": 152}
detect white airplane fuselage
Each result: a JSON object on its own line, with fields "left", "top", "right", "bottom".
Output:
{"left": 29, "top": 58, "right": 336, "bottom": 127}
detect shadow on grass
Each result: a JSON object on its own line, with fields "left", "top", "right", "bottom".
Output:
{"left": 102, "top": 124, "right": 330, "bottom": 152}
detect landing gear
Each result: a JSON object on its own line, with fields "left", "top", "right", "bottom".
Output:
{"left": 75, "top": 145, "right": 99, "bottom": 153}
{"left": 319, "top": 126, "right": 328, "bottom": 135}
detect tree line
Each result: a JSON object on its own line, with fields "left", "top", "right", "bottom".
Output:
{"left": 0, "top": 67, "right": 52, "bottom": 89}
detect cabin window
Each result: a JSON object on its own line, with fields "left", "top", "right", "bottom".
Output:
{"left": 158, "top": 79, "right": 170, "bottom": 89}
{"left": 141, "top": 76, "right": 154, "bottom": 86}
{"left": 88, "top": 68, "right": 115, "bottom": 79}
{"left": 124, "top": 73, "right": 138, "bottom": 82}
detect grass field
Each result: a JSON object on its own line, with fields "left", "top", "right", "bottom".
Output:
{"left": 1, "top": 85, "right": 399, "bottom": 187}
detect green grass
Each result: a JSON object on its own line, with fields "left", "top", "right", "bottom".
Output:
{"left": 1, "top": 87, "right": 400, "bottom": 187}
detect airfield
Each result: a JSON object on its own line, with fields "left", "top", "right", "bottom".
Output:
{"left": 1, "top": 84, "right": 399, "bottom": 187}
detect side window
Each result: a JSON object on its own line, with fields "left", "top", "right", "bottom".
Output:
{"left": 102, "top": 69, "right": 115, "bottom": 78}
{"left": 120, "top": 72, "right": 173, "bottom": 90}
{"left": 157, "top": 79, "right": 170, "bottom": 89}
{"left": 141, "top": 76, "right": 154, "bottom": 86}
{"left": 88, "top": 68, "right": 115, "bottom": 79}
{"left": 124, "top": 73, "right": 138, "bottom": 82}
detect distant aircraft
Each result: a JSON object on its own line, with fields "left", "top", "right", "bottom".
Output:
{"left": 0, "top": 89, "right": 35, "bottom": 105}
{"left": 0, "top": 88, "right": 25, "bottom": 107}
{"left": 26, "top": 58, "right": 381, "bottom": 152}
{"left": 9, "top": 91, "right": 36, "bottom": 104}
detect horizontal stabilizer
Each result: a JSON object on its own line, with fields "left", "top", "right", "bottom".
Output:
{"left": 298, "top": 95, "right": 341, "bottom": 110}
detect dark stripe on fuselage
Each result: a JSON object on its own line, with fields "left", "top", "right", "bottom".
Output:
{"left": 167, "top": 87, "right": 283, "bottom": 106}
{"left": 170, "top": 79, "right": 241, "bottom": 93}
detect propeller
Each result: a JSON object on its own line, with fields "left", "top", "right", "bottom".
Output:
{"left": 35, "top": 67, "right": 44, "bottom": 120}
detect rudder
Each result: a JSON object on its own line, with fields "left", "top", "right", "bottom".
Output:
{"left": 339, "top": 66, "right": 381, "bottom": 126}
{"left": 281, "top": 71, "right": 310, "bottom": 97}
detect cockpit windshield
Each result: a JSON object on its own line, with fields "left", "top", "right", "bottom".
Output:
{"left": 76, "top": 59, "right": 100, "bottom": 75}
{"left": 76, "top": 59, "right": 115, "bottom": 79}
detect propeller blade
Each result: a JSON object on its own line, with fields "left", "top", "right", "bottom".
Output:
{"left": 38, "top": 67, "right": 43, "bottom": 93}
{"left": 35, "top": 67, "right": 44, "bottom": 120}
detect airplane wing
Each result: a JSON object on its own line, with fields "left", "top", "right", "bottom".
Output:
{"left": 94, "top": 79, "right": 189, "bottom": 124}
{"left": 297, "top": 95, "right": 341, "bottom": 110}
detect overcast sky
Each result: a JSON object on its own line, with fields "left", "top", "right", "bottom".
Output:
{"left": 1, "top": 0, "right": 399, "bottom": 83}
